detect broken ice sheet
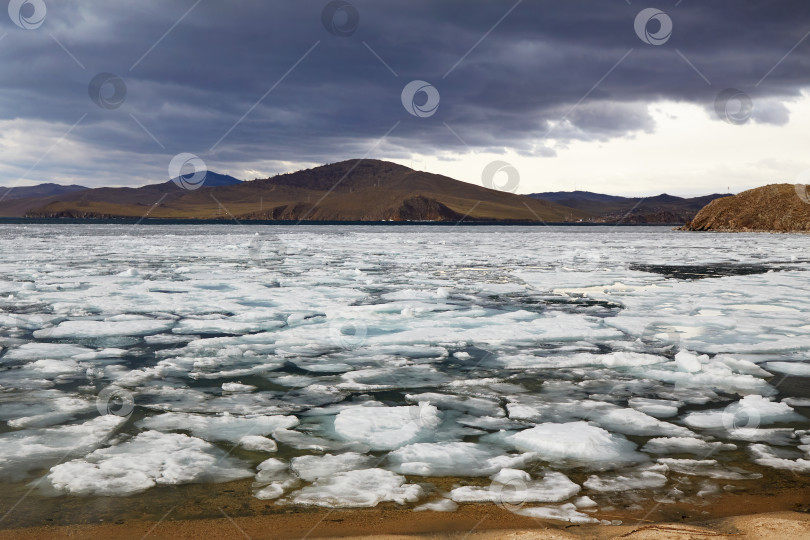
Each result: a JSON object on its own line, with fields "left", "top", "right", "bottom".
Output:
{"left": 2, "top": 225, "right": 810, "bottom": 511}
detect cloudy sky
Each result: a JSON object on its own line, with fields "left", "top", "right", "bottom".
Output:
{"left": 1, "top": 0, "right": 809, "bottom": 196}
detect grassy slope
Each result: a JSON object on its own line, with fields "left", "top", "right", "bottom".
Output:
{"left": 18, "top": 160, "right": 587, "bottom": 222}
{"left": 683, "top": 184, "right": 810, "bottom": 232}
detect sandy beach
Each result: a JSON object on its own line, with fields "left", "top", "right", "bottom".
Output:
{"left": 2, "top": 485, "right": 809, "bottom": 540}
{"left": 1, "top": 510, "right": 809, "bottom": 539}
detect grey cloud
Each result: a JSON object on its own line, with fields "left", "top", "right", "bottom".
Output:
{"left": 1, "top": 0, "right": 809, "bottom": 186}
{"left": 752, "top": 99, "right": 792, "bottom": 126}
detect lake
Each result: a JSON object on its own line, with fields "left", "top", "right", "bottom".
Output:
{"left": 1, "top": 224, "right": 809, "bottom": 528}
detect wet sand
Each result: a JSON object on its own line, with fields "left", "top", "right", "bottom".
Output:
{"left": 1, "top": 488, "right": 809, "bottom": 540}
{"left": 1, "top": 511, "right": 809, "bottom": 539}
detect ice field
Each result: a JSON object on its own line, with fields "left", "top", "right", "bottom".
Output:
{"left": 1, "top": 224, "right": 810, "bottom": 524}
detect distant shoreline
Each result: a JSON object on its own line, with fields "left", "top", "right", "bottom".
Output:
{"left": 0, "top": 218, "right": 683, "bottom": 227}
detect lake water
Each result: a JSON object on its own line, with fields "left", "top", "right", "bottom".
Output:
{"left": 1, "top": 224, "right": 809, "bottom": 526}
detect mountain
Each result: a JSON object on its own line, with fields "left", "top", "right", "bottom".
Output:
{"left": 0, "top": 183, "right": 87, "bottom": 201}
{"left": 10, "top": 160, "right": 585, "bottom": 222}
{"left": 682, "top": 184, "right": 810, "bottom": 232}
{"left": 529, "top": 191, "right": 732, "bottom": 224}
{"left": 168, "top": 172, "right": 242, "bottom": 188}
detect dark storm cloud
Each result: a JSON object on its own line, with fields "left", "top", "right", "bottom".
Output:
{"left": 1, "top": 0, "right": 809, "bottom": 184}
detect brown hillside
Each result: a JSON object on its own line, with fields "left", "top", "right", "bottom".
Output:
{"left": 682, "top": 184, "right": 810, "bottom": 232}
{"left": 19, "top": 160, "right": 586, "bottom": 222}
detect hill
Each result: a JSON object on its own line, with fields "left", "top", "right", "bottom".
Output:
{"left": 169, "top": 172, "right": 242, "bottom": 188}
{"left": 12, "top": 160, "right": 584, "bottom": 222}
{"left": 529, "top": 191, "right": 731, "bottom": 224}
{"left": 681, "top": 184, "right": 810, "bottom": 232}
{"left": 0, "top": 183, "right": 87, "bottom": 202}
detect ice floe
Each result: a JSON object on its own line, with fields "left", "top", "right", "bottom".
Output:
{"left": 449, "top": 469, "right": 580, "bottom": 504}
{"left": 290, "top": 452, "right": 375, "bottom": 482}
{"left": 514, "top": 503, "right": 599, "bottom": 524}
{"left": 387, "top": 442, "right": 530, "bottom": 477}
{"left": 284, "top": 468, "right": 423, "bottom": 507}
{"left": 0, "top": 415, "right": 124, "bottom": 481}
{"left": 642, "top": 437, "right": 737, "bottom": 456}
{"left": 332, "top": 403, "right": 441, "bottom": 450}
{"left": 764, "top": 361, "right": 810, "bottom": 377}
{"left": 45, "top": 431, "right": 252, "bottom": 495}
{"left": 35, "top": 319, "right": 173, "bottom": 339}
{"left": 3, "top": 225, "right": 810, "bottom": 508}
{"left": 503, "top": 421, "right": 646, "bottom": 467}
{"left": 138, "top": 412, "right": 299, "bottom": 444}
{"left": 583, "top": 465, "right": 668, "bottom": 492}
{"left": 683, "top": 395, "right": 804, "bottom": 430}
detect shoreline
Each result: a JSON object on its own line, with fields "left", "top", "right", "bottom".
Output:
{"left": 1, "top": 486, "right": 808, "bottom": 540}
{"left": 1, "top": 510, "right": 809, "bottom": 540}
{"left": 0, "top": 217, "right": 681, "bottom": 226}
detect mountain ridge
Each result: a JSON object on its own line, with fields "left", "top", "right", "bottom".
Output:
{"left": 0, "top": 160, "right": 735, "bottom": 223}
{"left": 13, "top": 160, "right": 583, "bottom": 222}
{"left": 529, "top": 190, "right": 732, "bottom": 224}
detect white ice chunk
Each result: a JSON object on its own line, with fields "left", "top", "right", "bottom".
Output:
{"left": 238, "top": 435, "right": 277, "bottom": 452}
{"left": 642, "top": 437, "right": 736, "bottom": 455}
{"left": 657, "top": 458, "right": 762, "bottom": 480}
{"left": 449, "top": 469, "right": 580, "bottom": 503}
{"left": 764, "top": 362, "right": 810, "bottom": 377}
{"left": 628, "top": 398, "right": 682, "bottom": 419}
{"left": 0, "top": 415, "right": 124, "bottom": 480}
{"left": 290, "top": 453, "right": 375, "bottom": 482}
{"left": 138, "top": 412, "right": 299, "bottom": 444}
{"left": 222, "top": 382, "right": 257, "bottom": 392}
{"left": 173, "top": 318, "right": 284, "bottom": 335}
{"left": 506, "top": 422, "right": 646, "bottom": 466}
{"left": 286, "top": 468, "right": 423, "bottom": 508}
{"left": 332, "top": 403, "right": 441, "bottom": 450}
{"left": 387, "top": 442, "right": 529, "bottom": 477}
{"left": 514, "top": 503, "right": 599, "bottom": 524}
{"left": 35, "top": 319, "right": 173, "bottom": 339}
{"left": 3, "top": 343, "right": 92, "bottom": 361}
{"left": 593, "top": 408, "right": 693, "bottom": 437}
{"left": 583, "top": 466, "right": 668, "bottom": 492}
{"left": 748, "top": 444, "right": 810, "bottom": 473}
{"left": 45, "top": 431, "right": 252, "bottom": 495}
{"left": 254, "top": 458, "right": 299, "bottom": 500}
{"left": 404, "top": 392, "right": 504, "bottom": 417}
{"left": 674, "top": 350, "right": 704, "bottom": 373}
{"left": 683, "top": 396, "right": 804, "bottom": 429}
{"left": 574, "top": 496, "right": 598, "bottom": 508}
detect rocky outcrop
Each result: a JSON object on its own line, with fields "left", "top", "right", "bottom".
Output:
{"left": 681, "top": 184, "right": 810, "bottom": 233}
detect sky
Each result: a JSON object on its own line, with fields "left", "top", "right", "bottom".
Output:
{"left": 1, "top": 0, "right": 809, "bottom": 196}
